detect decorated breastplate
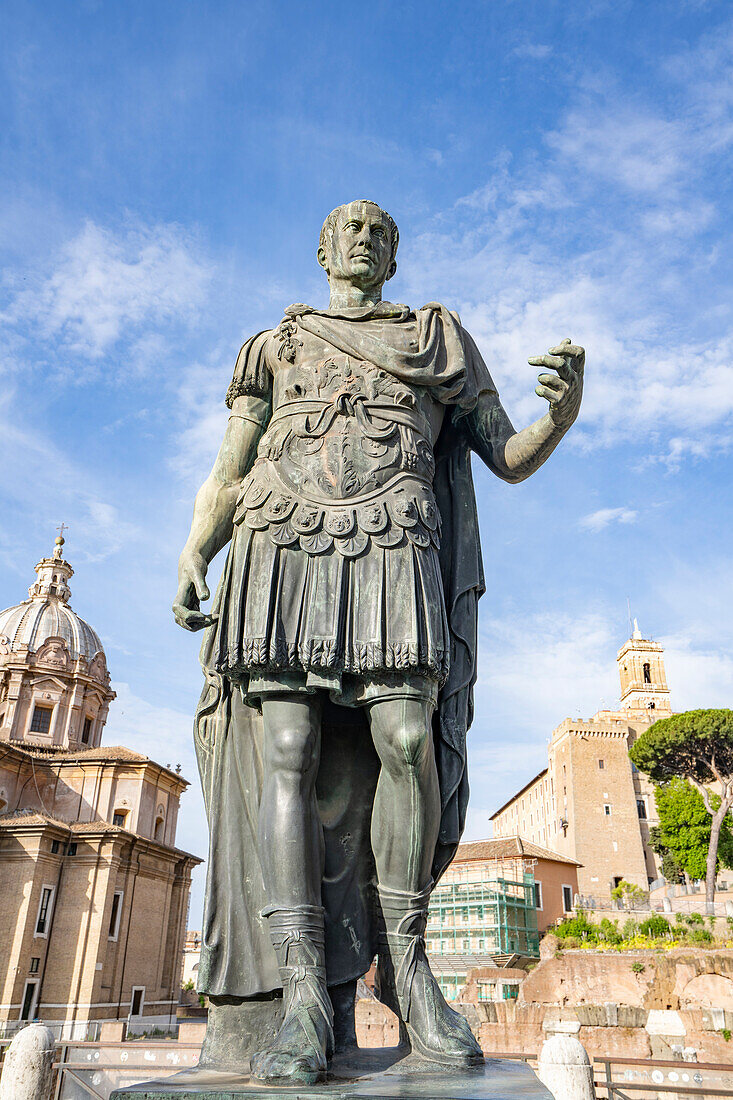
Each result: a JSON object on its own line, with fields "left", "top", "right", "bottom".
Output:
{"left": 233, "top": 355, "right": 441, "bottom": 557}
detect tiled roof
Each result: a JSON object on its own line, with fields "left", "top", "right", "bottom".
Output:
{"left": 5, "top": 743, "right": 188, "bottom": 783}
{"left": 453, "top": 836, "right": 581, "bottom": 866}
{"left": 0, "top": 810, "right": 201, "bottom": 862}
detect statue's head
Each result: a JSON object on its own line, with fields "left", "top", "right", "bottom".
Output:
{"left": 318, "top": 200, "right": 399, "bottom": 292}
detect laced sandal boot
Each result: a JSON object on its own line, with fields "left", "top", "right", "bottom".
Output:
{"left": 250, "top": 905, "right": 334, "bottom": 1084}
{"left": 376, "top": 882, "right": 484, "bottom": 1067}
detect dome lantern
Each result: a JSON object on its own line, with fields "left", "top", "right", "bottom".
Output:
{"left": 0, "top": 533, "right": 115, "bottom": 750}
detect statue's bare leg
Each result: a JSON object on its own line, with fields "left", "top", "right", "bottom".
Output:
{"left": 250, "top": 694, "right": 334, "bottom": 1084}
{"left": 368, "top": 697, "right": 483, "bottom": 1066}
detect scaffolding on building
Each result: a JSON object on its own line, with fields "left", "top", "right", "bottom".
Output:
{"left": 425, "top": 872, "right": 540, "bottom": 1001}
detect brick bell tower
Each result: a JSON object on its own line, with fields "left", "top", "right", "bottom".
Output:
{"left": 617, "top": 619, "right": 672, "bottom": 722}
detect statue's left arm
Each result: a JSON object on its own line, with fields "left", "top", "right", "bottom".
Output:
{"left": 464, "top": 338, "right": 584, "bottom": 483}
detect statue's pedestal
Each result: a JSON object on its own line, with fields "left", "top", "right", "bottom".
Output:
{"left": 110, "top": 1047, "right": 553, "bottom": 1099}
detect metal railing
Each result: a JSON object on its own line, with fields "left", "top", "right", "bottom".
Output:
{"left": 41, "top": 1042, "right": 733, "bottom": 1100}
{"left": 595, "top": 1056, "right": 733, "bottom": 1099}
{"left": 52, "top": 1040, "right": 201, "bottom": 1100}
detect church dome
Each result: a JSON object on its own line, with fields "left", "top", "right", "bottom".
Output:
{"left": 0, "top": 535, "right": 104, "bottom": 662}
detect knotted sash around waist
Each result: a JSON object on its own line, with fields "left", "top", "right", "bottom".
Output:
{"left": 267, "top": 395, "right": 433, "bottom": 446}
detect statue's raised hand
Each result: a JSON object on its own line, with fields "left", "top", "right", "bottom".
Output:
{"left": 528, "top": 338, "right": 584, "bottom": 431}
{"left": 172, "top": 549, "right": 216, "bottom": 631}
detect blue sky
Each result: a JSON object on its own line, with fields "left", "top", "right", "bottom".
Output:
{"left": 2, "top": 0, "right": 733, "bottom": 922}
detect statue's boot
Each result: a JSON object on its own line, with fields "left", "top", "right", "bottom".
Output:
{"left": 250, "top": 905, "right": 334, "bottom": 1084}
{"left": 376, "top": 883, "right": 484, "bottom": 1067}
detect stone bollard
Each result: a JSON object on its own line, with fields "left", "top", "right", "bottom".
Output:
{"left": 0, "top": 1025, "right": 56, "bottom": 1100}
{"left": 537, "top": 1034, "right": 596, "bottom": 1100}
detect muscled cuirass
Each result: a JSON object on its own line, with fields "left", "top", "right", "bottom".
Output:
{"left": 234, "top": 345, "right": 442, "bottom": 557}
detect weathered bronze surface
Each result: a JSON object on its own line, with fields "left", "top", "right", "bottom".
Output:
{"left": 172, "top": 200, "right": 584, "bottom": 1087}
{"left": 111, "top": 1047, "right": 553, "bottom": 1098}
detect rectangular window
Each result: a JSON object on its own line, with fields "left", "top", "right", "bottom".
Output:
{"left": 108, "top": 891, "right": 124, "bottom": 940}
{"left": 67, "top": 842, "right": 77, "bottom": 856}
{"left": 51, "top": 840, "right": 60, "bottom": 854}
{"left": 35, "top": 886, "right": 54, "bottom": 936}
{"left": 533, "top": 883, "right": 543, "bottom": 910}
{"left": 29, "top": 957, "right": 40, "bottom": 974}
{"left": 81, "top": 716, "right": 93, "bottom": 744}
{"left": 29, "top": 705, "right": 52, "bottom": 734}
{"left": 562, "top": 885, "right": 573, "bottom": 913}
{"left": 604, "top": 804, "right": 612, "bottom": 816}
{"left": 20, "top": 981, "right": 38, "bottom": 1021}
{"left": 637, "top": 799, "right": 647, "bottom": 819}
{"left": 598, "top": 759, "right": 605, "bottom": 770}
{"left": 113, "top": 811, "right": 127, "bottom": 828}
{"left": 130, "top": 987, "right": 145, "bottom": 1017}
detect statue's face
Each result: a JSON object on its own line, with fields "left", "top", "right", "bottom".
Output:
{"left": 320, "top": 202, "right": 395, "bottom": 289}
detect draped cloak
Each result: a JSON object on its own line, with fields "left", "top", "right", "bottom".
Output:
{"left": 194, "top": 303, "right": 496, "bottom": 997}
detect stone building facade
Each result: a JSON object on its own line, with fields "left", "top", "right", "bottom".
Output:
{"left": 491, "top": 623, "right": 672, "bottom": 902}
{"left": 0, "top": 536, "right": 200, "bottom": 1038}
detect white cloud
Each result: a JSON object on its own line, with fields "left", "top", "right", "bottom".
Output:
{"left": 579, "top": 506, "right": 637, "bottom": 532}
{"left": 2, "top": 219, "right": 212, "bottom": 365}
{"left": 0, "top": 391, "right": 144, "bottom": 561}
{"left": 546, "top": 107, "right": 689, "bottom": 195}
{"left": 512, "top": 43, "right": 552, "bottom": 61}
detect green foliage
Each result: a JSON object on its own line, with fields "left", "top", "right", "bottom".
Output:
{"left": 611, "top": 880, "right": 649, "bottom": 905}
{"left": 622, "top": 918, "right": 639, "bottom": 939}
{"left": 182, "top": 979, "right": 195, "bottom": 992}
{"left": 631, "top": 961, "right": 645, "bottom": 974}
{"left": 685, "top": 912, "right": 704, "bottom": 926}
{"left": 639, "top": 915, "right": 670, "bottom": 938}
{"left": 652, "top": 778, "right": 733, "bottom": 880}
{"left": 688, "top": 928, "right": 714, "bottom": 945}
{"left": 723, "top": 1029, "right": 731, "bottom": 1042}
{"left": 598, "top": 918, "right": 623, "bottom": 945}
{"left": 554, "top": 912, "right": 596, "bottom": 941}
{"left": 629, "top": 709, "right": 733, "bottom": 786}
{"left": 650, "top": 825, "right": 686, "bottom": 884}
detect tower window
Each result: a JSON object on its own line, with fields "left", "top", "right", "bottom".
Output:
{"left": 598, "top": 759, "right": 605, "bottom": 770}
{"left": 113, "top": 810, "right": 128, "bottom": 828}
{"left": 108, "top": 890, "right": 124, "bottom": 940}
{"left": 643, "top": 662, "right": 651, "bottom": 684}
{"left": 29, "top": 957, "right": 40, "bottom": 974}
{"left": 637, "top": 799, "right": 647, "bottom": 819}
{"left": 81, "top": 716, "right": 93, "bottom": 744}
{"left": 29, "top": 705, "right": 52, "bottom": 734}
{"left": 604, "top": 804, "right": 612, "bottom": 816}
{"left": 35, "top": 886, "right": 54, "bottom": 935}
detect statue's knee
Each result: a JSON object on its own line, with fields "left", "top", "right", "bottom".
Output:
{"left": 269, "top": 723, "right": 318, "bottom": 776}
{"left": 387, "top": 720, "right": 430, "bottom": 772}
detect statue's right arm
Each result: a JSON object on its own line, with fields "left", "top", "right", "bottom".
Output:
{"left": 172, "top": 394, "right": 270, "bottom": 631}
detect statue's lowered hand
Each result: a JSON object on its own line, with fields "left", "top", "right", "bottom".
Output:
{"left": 172, "top": 550, "right": 217, "bottom": 632}
{"left": 528, "top": 337, "right": 584, "bottom": 430}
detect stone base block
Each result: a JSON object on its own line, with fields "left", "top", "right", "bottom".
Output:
{"left": 110, "top": 1047, "right": 552, "bottom": 1099}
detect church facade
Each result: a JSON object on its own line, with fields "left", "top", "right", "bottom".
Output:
{"left": 0, "top": 536, "right": 200, "bottom": 1039}
{"left": 491, "top": 623, "right": 672, "bottom": 902}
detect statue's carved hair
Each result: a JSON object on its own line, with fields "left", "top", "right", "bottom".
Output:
{"left": 319, "top": 201, "right": 399, "bottom": 262}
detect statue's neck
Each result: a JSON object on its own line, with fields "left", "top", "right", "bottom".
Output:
{"left": 327, "top": 279, "right": 383, "bottom": 311}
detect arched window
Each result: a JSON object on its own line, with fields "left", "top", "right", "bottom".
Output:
{"left": 643, "top": 662, "right": 651, "bottom": 684}
{"left": 154, "top": 815, "right": 164, "bottom": 841}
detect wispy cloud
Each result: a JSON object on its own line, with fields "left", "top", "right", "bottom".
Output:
{"left": 2, "top": 219, "right": 212, "bottom": 369}
{"left": 512, "top": 43, "right": 552, "bottom": 61}
{"left": 579, "top": 506, "right": 638, "bottom": 532}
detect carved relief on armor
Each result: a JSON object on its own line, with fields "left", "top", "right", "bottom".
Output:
{"left": 234, "top": 460, "right": 441, "bottom": 558}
